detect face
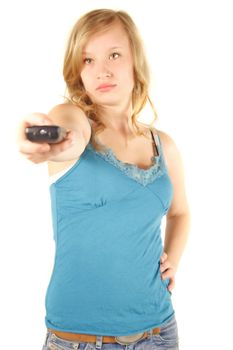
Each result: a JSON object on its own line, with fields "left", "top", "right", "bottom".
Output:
{"left": 80, "top": 22, "right": 135, "bottom": 107}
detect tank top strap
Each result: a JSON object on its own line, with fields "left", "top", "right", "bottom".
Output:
{"left": 150, "top": 129, "right": 168, "bottom": 172}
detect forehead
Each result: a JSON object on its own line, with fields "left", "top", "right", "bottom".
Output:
{"left": 83, "top": 22, "right": 130, "bottom": 53}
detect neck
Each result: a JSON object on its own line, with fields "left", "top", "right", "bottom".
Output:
{"left": 98, "top": 101, "right": 134, "bottom": 134}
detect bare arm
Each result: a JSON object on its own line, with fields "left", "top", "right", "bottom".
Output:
{"left": 158, "top": 130, "right": 191, "bottom": 290}
{"left": 46, "top": 103, "right": 91, "bottom": 162}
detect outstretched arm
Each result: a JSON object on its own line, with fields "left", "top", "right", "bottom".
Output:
{"left": 17, "top": 103, "right": 91, "bottom": 164}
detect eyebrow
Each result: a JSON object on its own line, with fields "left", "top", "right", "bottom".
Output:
{"left": 82, "top": 46, "right": 123, "bottom": 55}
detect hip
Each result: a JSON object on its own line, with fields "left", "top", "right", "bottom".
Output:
{"left": 42, "top": 316, "right": 179, "bottom": 350}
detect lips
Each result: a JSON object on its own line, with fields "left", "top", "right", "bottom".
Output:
{"left": 96, "top": 83, "right": 116, "bottom": 91}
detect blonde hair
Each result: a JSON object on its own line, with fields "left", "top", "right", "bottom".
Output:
{"left": 63, "top": 8, "right": 158, "bottom": 151}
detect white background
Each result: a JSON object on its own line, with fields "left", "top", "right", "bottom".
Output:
{"left": 0, "top": 1, "right": 233, "bottom": 349}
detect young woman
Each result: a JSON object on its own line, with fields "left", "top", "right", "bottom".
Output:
{"left": 18, "top": 9, "right": 190, "bottom": 350}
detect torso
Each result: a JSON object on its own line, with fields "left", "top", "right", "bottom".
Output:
{"left": 48, "top": 123, "right": 165, "bottom": 176}
{"left": 94, "top": 126, "right": 159, "bottom": 170}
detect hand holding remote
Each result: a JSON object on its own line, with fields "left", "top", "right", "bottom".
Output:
{"left": 25, "top": 125, "right": 67, "bottom": 144}
{"left": 18, "top": 113, "right": 75, "bottom": 163}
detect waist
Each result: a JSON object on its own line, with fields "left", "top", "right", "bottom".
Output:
{"left": 47, "top": 326, "right": 161, "bottom": 344}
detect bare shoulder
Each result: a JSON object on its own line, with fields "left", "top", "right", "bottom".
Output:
{"left": 141, "top": 126, "right": 190, "bottom": 217}
{"left": 156, "top": 128, "right": 178, "bottom": 153}
{"left": 150, "top": 127, "right": 183, "bottom": 173}
{"left": 48, "top": 103, "right": 91, "bottom": 143}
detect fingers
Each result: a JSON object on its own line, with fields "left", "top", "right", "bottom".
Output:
{"left": 19, "top": 139, "right": 51, "bottom": 155}
{"left": 160, "top": 252, "right": 167, "bottom": 264}
{"left": 17, "top": 113, "right": 75, "bottom": 164}
{"left": 161, "top": 264, "right": 175, "bottom": 280}
{"left": 168, "top": 278, "right": 175, "bottom": 292}
{"left": 47, "top": 136, "right": 74, "bottom": 157}
{"left": 18, "top": 113, "right": 52, "bottom": 138}
{"left": 161, "top": 263, "right": 175, "bottom": 292}
{"left": 20, "top": 132, "right": 75, "bottom": 163}
{"left": 160, "top": 251, "right": 176, "bottom": 292}
{"left": 160, "top": 260, "right": 171, "bottom": 274}
{"left": 23, "top": 113, "right": 53, "bottom": 128}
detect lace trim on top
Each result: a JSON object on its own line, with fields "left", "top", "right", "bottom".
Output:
{"left": 86, "top": 132, "right": 165, "bottom": 186}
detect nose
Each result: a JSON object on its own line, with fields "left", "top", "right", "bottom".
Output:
{"left": 96, "top": 61, "right": 112, "bottom": 79}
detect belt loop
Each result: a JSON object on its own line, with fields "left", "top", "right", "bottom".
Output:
{"left": 147, "top": 329, "right": 153, "bottom": 339}
{"left": 44, "top": 331, "right": 50, "bottom": 346}
{"left": 95, "top": 335, "right": 103, "bottom": 350}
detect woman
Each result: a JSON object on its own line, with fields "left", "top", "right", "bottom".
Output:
{"left": 18, "top": 9, "right": 190, "bottom": 350}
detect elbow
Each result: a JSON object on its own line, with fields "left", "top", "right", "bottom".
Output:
{"left": 166, "top": 210, "right": 191, "bottom": 221}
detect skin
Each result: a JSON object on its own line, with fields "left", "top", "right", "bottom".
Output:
{"left": 80, "top": 21, "right": 135, "bottom": 129}
{"left": 18, "top": 21, "right": 191, "bottom": 293}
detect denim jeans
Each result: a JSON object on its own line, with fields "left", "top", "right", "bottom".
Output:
{"left": 42, "top": 316, "right": 179, "bottom": 350}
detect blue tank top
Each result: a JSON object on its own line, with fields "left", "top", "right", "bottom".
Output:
{"left": 45, "top": 130, "right": 175, "bottom": 336}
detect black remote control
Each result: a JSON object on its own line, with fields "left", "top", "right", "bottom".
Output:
{"left": 25, "top": 125, "right": 67, "bottom": 144}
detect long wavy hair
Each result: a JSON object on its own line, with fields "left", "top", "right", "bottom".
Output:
{"left": 63, "top": 8, "right": 158, "bottom": 151}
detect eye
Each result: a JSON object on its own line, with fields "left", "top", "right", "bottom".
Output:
{"left": 109, "top": 52, "right": 120, "bottom": 60}
{"left": 83, "top": 58, "right": 93, "bottom": 64}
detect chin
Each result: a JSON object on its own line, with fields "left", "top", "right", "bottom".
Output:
{"left": 93, "top": 97, "right": 121, "bottom": 106}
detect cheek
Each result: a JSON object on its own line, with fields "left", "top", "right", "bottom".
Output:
{"left": 118, "top": 67, "right": 134, "bottom": 88}
{"left": 128, "top": 65, "right": 135, "bottom": 87}
{"left": 116, "top": 62, "right": 134, "bottom": 80}
{"left": 80, "top": 70, "right": 90, "bottom": 90}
